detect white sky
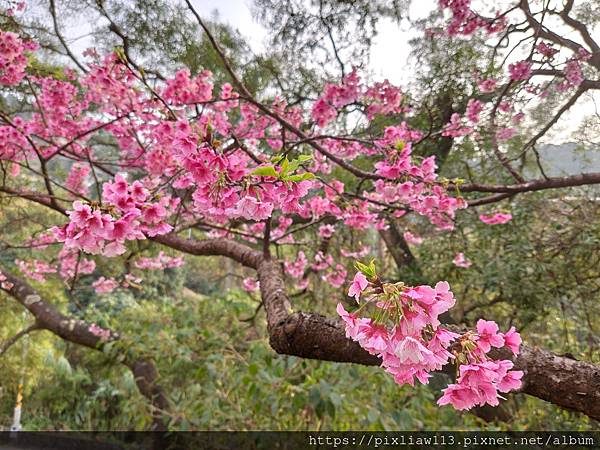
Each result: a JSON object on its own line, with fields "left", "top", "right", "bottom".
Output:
{"left": 190, "top": 0, "right": 434, "bottom": 83}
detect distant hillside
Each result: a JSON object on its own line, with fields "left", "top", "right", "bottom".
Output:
{"left": 535, "top": 143, "right": 600, "bottom": 177}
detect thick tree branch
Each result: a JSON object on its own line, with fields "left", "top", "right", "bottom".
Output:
{"left": 378, "top": 219, "right": 416, "bottom": 269}
{"left": 0, "top": 269, "right": 170, "bottom": 430}
{"left": 0, "top": 186, "right": 68, "bottom": 215}
{"left": 153, "top": 234, "right": 261, "bottom": 269}
{"left": 0, "top": 322, "right": 41, "bottom": 356}
{"left": 252, "top": 254, "right": 600, "bottom": 421}
{"left": 459, "top": 172, "right": 600, "bottom": 193}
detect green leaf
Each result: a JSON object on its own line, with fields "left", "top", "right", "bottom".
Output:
{"left": 354, "top": 259, "right": 376, "bottom": 278}
{"left": 285, "top": 173, "right": 315, "bottom": 182}
{"left": 297, "top": 154, "right": 313, "bottom": 163}
{"left": 279, "top": 157, "right": 290, "bottom": 176}
{"left": 251, "top": 166, "right": 278, "bottom": 178}
{"left": 271, "top": 154, "right": 284, "bottom": 164}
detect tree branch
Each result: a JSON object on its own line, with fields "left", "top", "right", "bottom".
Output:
{"left": 0, "top": 322, "right": 41, "bottom": 356}
{"left": 459, "top": 172, "right": 600, "bottom": 193}
{"left": 0, "top": 268, "right": 170, "bottom": 430}
{"left": 253, "top": 256, "right": 600, "bottom": 420}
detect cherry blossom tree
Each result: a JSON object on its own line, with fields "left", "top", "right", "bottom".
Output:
{"left": 1, "top": 0, "right": 600, "bottom": 429}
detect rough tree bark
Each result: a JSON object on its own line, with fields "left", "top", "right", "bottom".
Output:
{"left": 378, "top": 220, "right": 417, "bottom": 269}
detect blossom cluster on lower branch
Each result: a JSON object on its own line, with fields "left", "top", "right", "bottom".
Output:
{"left": 338, "top": 269, "right": 522, "bottom": 411}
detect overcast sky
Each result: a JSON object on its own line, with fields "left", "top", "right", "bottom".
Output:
{"left": 191, "top": 0, "right": 435, "bottom": 84}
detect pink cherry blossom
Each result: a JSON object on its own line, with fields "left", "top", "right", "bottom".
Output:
{"left": 318, "top": 224, "right": 336, "bottom": 238}
{"left": 508, "top": 60, "right": 532, "bottom": 81}
{"left": 92, "top": 276, "right": 119, "bottom": 294}
{"left": 502, "top": 326, "right": 522, "bottom": 355}
{"left": 453, "top": 252, "right": 472, "bottom": 268}
{"left": 564, "top": 60, "right": 583, "bottom": 87}
{"left": 479, "top": 213, "right": 512, "bottom": 225}
{"left": 285, "top": 251, "right": 308, "bottom": 278}
{"left": 242, "top": 277, "right": 260, "bottom": 292}
{"left": 478, "top": 78, "right": 497, "bottom": 93}
{"left": 394, "top": 336, "right": 434, "bottom": 364}
{"left": 347, "top": 271, "right": 369, "bottom": 302}
{"left": 466, "top": 99, "right": 483, "bottom": 123}
{"left": 476, "top": 319, "right": 505, "bottom": 353}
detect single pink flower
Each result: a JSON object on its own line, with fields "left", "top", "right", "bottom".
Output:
{"left": 498, "top": 370, "right": 523, "bottom": 392}
{"left": 476, "top": 319, "right": 505, "bottom": 353}
{"left": 502, "top": 326, "right": 522, "bottom": 355}
{"left": 347, "top": 271, "right": 369, "bottom": 302}
{"left": 453, "top": 252, "right": 472, "bottom": 268}
{"left": 394, "top": 336, "right": 434, "bottom": 364}
{"left": 437, "top": 384, "right": 480, "bottom": 410}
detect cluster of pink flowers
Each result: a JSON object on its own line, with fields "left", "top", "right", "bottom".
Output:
{"left": 479, "top": 213, "right": 512, "bottom": 225}
{"left": 311, "top": 71, "right": 402, "bottom": 127}
{"left": 322, "top": 70, "right": 361, "bottom": 108}
{"left": 536, "top": 42, "right": 558, "bottom": 59}
{"left": 65, "top": 163, "right": 91, "bottom": 198}
{"left": 57, "top": 248, "right": 96, "bottom": 280}
{"left": 439, "top": 0, "right": 506, "bottom": 36}
{"left": 477, "top": 78, "right": 497, "bottom": 93}
{"left": 53, "top": 174, "right": 177, "bottom": 257}
{"left": 453, "top": 252, "right": 472, "bottom": 268}
{"left": 134, "top": 251, "right": 185, "bottom": 270}
{"left": 230, "top": 195, "right": 274, "bottom": 221}
{"left": 338, "top": 270, "right": 522, "bottom": 410}
{"left": 321, "top": 264, "right": 347, "bottom": 288}
{"left": 88, "top": 323, "right": 111, "bottom": 342}
{"left": 318, "top": 224, "right": 336, "bottom": 238}
{"left": 0, "top": 271, "right": 14, "bottom": 290}
{"left": 364, "top": 80, "right": 403, "bottom": 119}
{"left": 0, "top": 31, "right": 38, "bottom": 85}
{"left": 311, "top": 99, "right": 338, "bottom": 128}
{"left": 466, "top": 99, "right": 484, "bottom": 124}
{"left": 442, "top": 113, "right": 472, "bottom": 138}
{"left": 92, "top": 276, "right": 119, "bottom": 294}
{"left": 508, "top": 61, "right": 532, "bottom": 81}
{"left": 0, "top": 120, "right": 29, "bottom": 163}
{"left": 162, "top": 69, "right": 213, "bottom": 105}
{"left": 564, "top": 60, "right": 583, "bottom": 87}
{"left": 311, "top": 70, "right": 361, "bottom": 127}
{"left": 438, "top": 320, "right": 522, "bottom": 410}
{"left": 284, "top": 251, "right": 308, "bottom": 278}
{"left": 15, "top": 259, "right": 57, "bottom": 282}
